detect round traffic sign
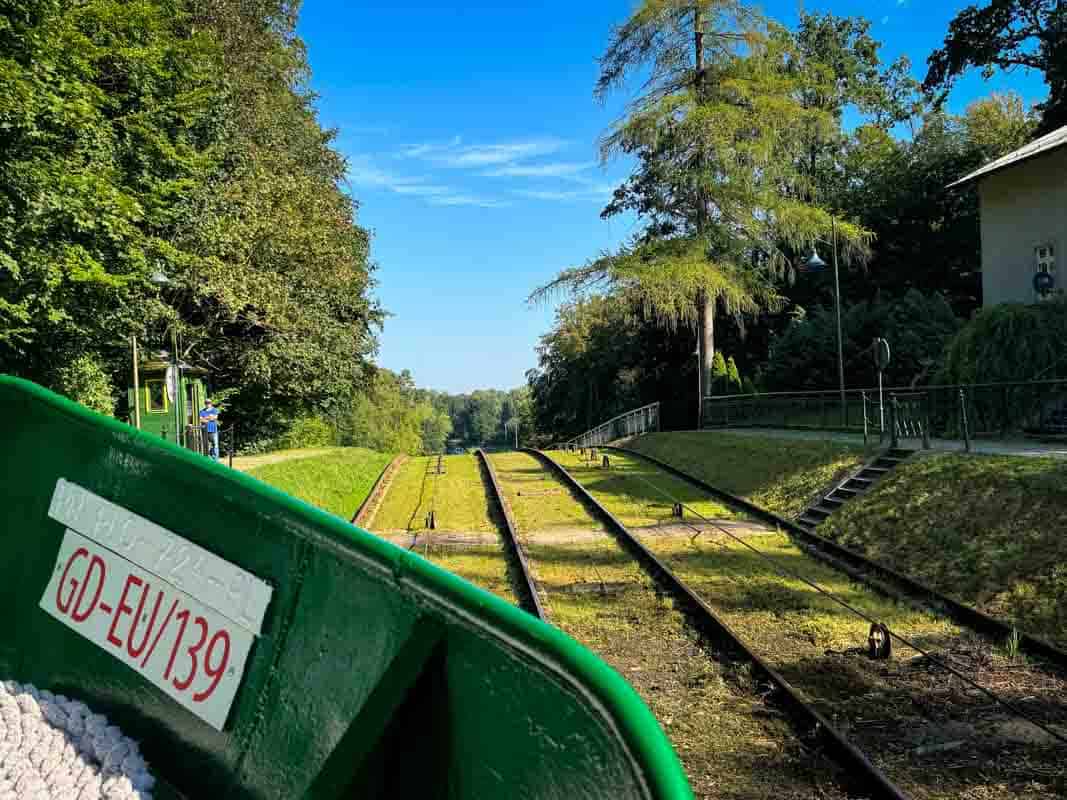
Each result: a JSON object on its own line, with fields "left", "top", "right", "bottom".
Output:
{"left": 873, "top": 338, "right": 891, "bottom": 370}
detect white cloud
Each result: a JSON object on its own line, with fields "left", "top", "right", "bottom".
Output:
{"left": 481, "top": 161, "right": 595, "bottom": 178}
{"left": 399, "top": 137, "right": 568, "bottom": 168}
{"left": 428, "top": 194, "right": 510, "bottom": 209}
{"left": 514, "top": 183, "right": 614, "bottom": 203}
{"left": 347, "top": 157, "right": 505, "bottom": 208}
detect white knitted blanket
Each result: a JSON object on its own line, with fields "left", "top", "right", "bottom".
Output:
{"left": 0, "top": 681, "right": 155, "bottom": 800}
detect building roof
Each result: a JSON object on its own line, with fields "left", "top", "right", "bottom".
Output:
{"left": 947, "top": 123, "right": 1067, "bottom": 189}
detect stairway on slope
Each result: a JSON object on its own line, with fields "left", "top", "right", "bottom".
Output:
{"left": 796, "top": 448, "right": 913, "bottom": 531}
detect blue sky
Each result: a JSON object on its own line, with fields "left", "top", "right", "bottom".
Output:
{"left": 296, "top": 1, "right": 1048, "bottom": 394}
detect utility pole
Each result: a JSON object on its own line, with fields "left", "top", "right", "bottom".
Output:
{"left": 694, "top": 4, "right": 713, "bottom": 430}
{"left": 131, "top": 335, "right": 141, "bottom": 430}
{"left": 832, "top": 217, "right": 845, "bottom": 423}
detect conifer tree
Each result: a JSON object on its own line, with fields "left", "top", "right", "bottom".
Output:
{"left": 532, "top": 1, "right": 871, "bottom": 421}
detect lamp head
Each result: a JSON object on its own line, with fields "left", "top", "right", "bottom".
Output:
{"left": 804, "top": 248, "right": 827, "bottom": 272}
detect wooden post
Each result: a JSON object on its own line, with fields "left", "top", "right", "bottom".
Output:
{"left": 862, "top": 391, "right": 869, "bottom": 448}
{"left": 959, "top": 389, "right": 971, "bottom": 452}
{"left": 922, "top": 393, "right": 931, "bottom": 450}
{"left": 131, "top": 335, "right": 141, "bottom": 430}
{"left": 890, "top": 395, "right": 899, "bottom": 449}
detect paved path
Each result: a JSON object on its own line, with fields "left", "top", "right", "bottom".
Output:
{"left": 703, "top": 427, "right": 1067, "bottom": 459}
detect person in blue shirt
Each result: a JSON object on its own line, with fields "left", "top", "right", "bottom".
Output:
{"left": 199, "top": 399, "right": 220, "bottom": 461}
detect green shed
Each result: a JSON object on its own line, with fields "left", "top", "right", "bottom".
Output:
{"left": 128, "top": 351, "right": 209, "bottom": 448}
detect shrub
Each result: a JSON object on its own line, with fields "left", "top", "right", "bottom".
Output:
{"left": 711, "top": 351, "right": 728, "bottom": 394}
{"left": 761, "top": 290, "right": 962, "bottom": 391}
{"left": 55, "top": 355, "right": 114, "bottom": 416}
{"left": 726, "top": 356, "right": 742, "bottom": 393}
{"left": 274, "top": 415, "right": 336, "bottom": 450}
{"left": 939, "top": 299, "right": 1067, "bottom": 384}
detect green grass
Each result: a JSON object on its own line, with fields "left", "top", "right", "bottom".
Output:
{"left": 488, "top": 451, "right": 605, "bottom": 532}
{"left": 371, "top": 454, "right": 497, "bottom": 531}
{"left": 547, "top": 449, "right": 736, "bottom": 526}
{"left": 413, "top": 543, "right": 517, "bottom": 605}
{"left": 247, "top": 447, "right": 392, "bottom": 519}
{"left": 823, "top": 452, "right": 1067, "bottom": 650}
{"left": 625, "top": 431, "right": 864, "bottom": 517}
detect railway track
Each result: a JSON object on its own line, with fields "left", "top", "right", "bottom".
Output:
{"left": 475, "top": 449, "right": 546, "bottom": 620}
{"left": 603, "top": 445, "right": 1067, "bottom": 668}
{"left": 488, "top": 450, "right": 853, "bottom": 800}
{"left": 364, "top": 452, "right": 547, "bottom": 617}
{"left": 539, "top": 447, "right": 1067, "bottom": 800}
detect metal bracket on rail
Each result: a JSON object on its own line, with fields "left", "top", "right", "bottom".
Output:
{"left": 867, "top": 623, "right": 892, "bottom": 660}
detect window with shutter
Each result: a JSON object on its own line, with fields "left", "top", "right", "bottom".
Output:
{"left": 1035, "top": 244, "right": 1057, "bottom": 301}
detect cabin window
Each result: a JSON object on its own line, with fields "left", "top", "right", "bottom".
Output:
{"left": 146, "top": 380, "right": 167, "bottom": 412}
{"left": 185, "top": 382, "right": 197, "bottom": 424}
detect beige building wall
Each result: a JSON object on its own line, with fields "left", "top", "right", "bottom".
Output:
{"left": 979, "top": 147, "right": 1067, "bottom": 306}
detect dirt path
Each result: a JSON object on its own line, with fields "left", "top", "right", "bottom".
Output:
{"left": 231, "top": 447, "right": 340, "bottom": 472}
{"left": 373, "top": 519, "right": 775, "bottom": 549}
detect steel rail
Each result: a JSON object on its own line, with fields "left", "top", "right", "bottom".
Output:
{"left": 351, "top": 455, "right": 403, "bottom": 527}
{"left": 602, "top": 445, "right": 1067, "bottom": 671}
{"left": 602, "top": 458, "right": 1067, "bottom": 746}
{"left": 476, "top": 450, "right": 547, "bottom": 621}
{"left": 524, "top": 448, "right": 910, "bottom": 800}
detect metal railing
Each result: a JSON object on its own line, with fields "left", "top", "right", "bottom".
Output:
{"left": 703, "top": 379, "right": 1067, "bottom": 446}
{"left": 177, "top": 424, "right": 236, "bottom": 467}
{"left": 564, "top": 402, "right": 661, "bottom": 449}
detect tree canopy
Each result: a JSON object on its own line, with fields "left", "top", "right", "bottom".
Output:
{"left": 925, "top": 0, "right": 1067, "bottom": 132}
{"left": 0, "top": 0, "right": 382, "bottom": 436}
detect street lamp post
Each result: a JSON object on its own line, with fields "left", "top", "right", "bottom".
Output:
{"left": 805, "top": 216, "right": 846, "bottom": 425}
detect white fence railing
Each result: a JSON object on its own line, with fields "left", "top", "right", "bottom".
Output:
{"left": 563, "top": 402, "right": 660, "bottom": 449}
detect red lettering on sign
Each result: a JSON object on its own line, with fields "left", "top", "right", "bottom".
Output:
{"left": 56, "top": 547, "right": 88, "bottom": 613}
{"left": 46, "top": 535, "right": 240, "bottom": 715}
{"left": 71, "top": 554, "right": 105, "bottom": 623}
{"left": 127, "top": 586, "right": 164, "bottom": 660}
{"left": 195, "top": 629, "right": 231, "bottom": 702}
{"left": 107, "top": 574, "right": 142, "bottom": 648}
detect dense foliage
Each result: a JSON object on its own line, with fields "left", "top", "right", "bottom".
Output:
{"left": 939, "top": 300, "right": 1067, "bottom": 384}
{"left": 534, "top": 4, "right": 877, "bottom": 407}
{"left": 760, "top": 291, "right": 962, "bottom": 391}
{"left": 925, "top": 0, "right": 1067, "bottom": 132}
{"left": 528, "top": 6, "right": 1046, "bottom": 440}
{"left": 0, "top": 0, "right": 382, "bottom": 436}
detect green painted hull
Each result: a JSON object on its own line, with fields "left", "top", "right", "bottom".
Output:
{"left": 0, "top": 376, "right": 692, "bottom": 800}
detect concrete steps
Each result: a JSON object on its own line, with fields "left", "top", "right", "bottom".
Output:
{"left": 796, "top": 448, "right": 913, "bottom": 531}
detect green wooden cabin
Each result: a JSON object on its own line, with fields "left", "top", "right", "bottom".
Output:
{"left": 128, "top": 352, "right": 209, "bottom": 447}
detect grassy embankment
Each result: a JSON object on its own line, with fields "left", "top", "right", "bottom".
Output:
{"left": 556, "top": 448, "right": 1064, "bottom": 800}
{"left": 823, "top": 452, "right": 1067, "bottom": 650}
{"left": 246, "top": 447, "right": 392, "bottom": 519}
{"left": 370, "top": 454, "right": 515, "bottom": 603}
{"left": 489, "top": 451, "right": 847, "bottom": 800}
{"left": 625, "top": 431, "right": 864, "bottom": 517}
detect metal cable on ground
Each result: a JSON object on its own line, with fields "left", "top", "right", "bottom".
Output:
{"left": 586, "top": 455, "right": 1067, "bottom": 746}
{"left": 531, "top": 449, "right": 910, "bottom": 800}
{"left": 405, "top": 454, "right": 442, "bottom": 550}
